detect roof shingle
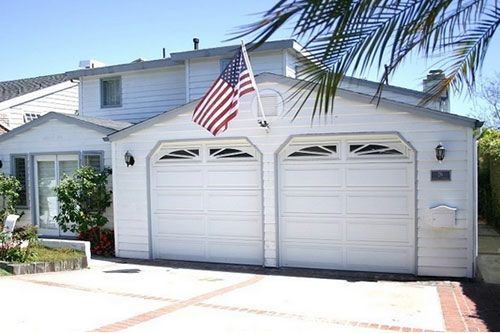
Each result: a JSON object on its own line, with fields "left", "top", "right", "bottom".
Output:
{"left": 0, "top": 73, "right": 70, "bottom": 103}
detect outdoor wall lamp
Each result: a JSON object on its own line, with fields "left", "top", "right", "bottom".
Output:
{"left": 124, "top": 151, "right": 135, "bottom": 167}
{"left": 435, "top": 143, "right": 446, "bottom": 162}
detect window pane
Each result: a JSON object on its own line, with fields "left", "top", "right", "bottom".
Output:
{"left": 83, "top": 154, "right": 102, "bottom": 170}
{"left": 102, "top": 78, "right": 121, "bottom": 107}
{"left": 14, "top": 157, "right": 27, "bottom": 206}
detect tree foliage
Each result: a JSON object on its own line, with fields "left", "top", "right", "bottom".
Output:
{"left": 479, "top": 128, "right": 500, "bottom": 161}
{"left": 236, "top": 0, "right": 500, "bottom": 118}
{"left": 471, "top": 73, "right": 500, "bottom": 127}
{"left": 0, "top": 173, "right": 21, "bottom": 222}
{"left": 54, "top": 167, "right": 112, "bottom": 234}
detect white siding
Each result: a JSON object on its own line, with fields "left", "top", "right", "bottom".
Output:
{"left": 1, "top": 85, "right": 78, "bottom": 129}
{"left": 80, "top": 50, "right": 289, "bottom": 123}
{"left": 188, "top": 51, "right": 286, "bottom": 101}
{"left": 111, "top": 80, "right": 475, "bottom": 278}
{"left": 80, "top": 66, "right": 186, "bottom": 124}
{"left": 0, "top": 119, "right": 112, "bottom": 228}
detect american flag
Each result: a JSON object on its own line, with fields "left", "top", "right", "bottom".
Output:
{"left": 192, "top": 47, "right": 256, "bottom": 136}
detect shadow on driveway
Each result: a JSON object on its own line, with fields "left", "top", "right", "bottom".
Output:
{"left": 460, "top": 281, "right": 500, "bottom": 331}
{"left": 94, "top": 256, "right": 466, "bottom": 283}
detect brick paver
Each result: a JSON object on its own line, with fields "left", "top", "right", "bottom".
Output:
{"left": 14, "top": 265, "right": 500, "bottom": 332}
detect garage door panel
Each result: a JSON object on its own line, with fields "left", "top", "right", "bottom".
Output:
{"left": 282, "top": 243, "right": 343, "bottom": 269}
{"left": 281, "top": 192, "right": 343, "bottom": 215}
{"left": 152, "top": 140, "right": 263, "bottom": 265}
{"left": 346, "top": 166, "right": 410, "bottom": 187}
{"left": 207, "top": 216, "right": 262, "bottom": 238}
{"left": 281, "top": 165, "right": 342, "bottom": 188}
{"left": 207, "top": 191, "right": 260, "bottom": 213}
{"left": 207, "top": 167, "right": 260, "bottom": 188}
{"left": 345, "top": 220, "right": 411, "bottom": 243}
{"left": 345, "top": 247, "right": 413, "bottom": 273}
{"left": 282, "top": 218, "right": 342, "bottom": 241}
{"left": 279, "top": 136, "right": 415, "bottom": 274}
{"left": 155, "top": 214, "right": 205, "bottom": 236}
{"left": 346, "top": 194, "right": 410, "bottom": 216}
{"left": 207, "top": 240, "right": 262, "bottom": 265}
{"left": 155, "top": 237, "right": 206, "bottom": 260}
{"left": 155, "top": 191, "right": 204, "bottom": 212}
{"left": 154, "top": 168, "right": 203, "bottom": 188}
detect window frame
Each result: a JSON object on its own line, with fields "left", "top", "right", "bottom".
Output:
{"left": 206, "top": 145, "right": 258, "bottom": 162}
{"left": 23, "top": 113, "right": 41, "bottom": 123}
{"left": 81, "top": 151, "right": 104, "bottom": 171}
{"left": 10, "top": 154, "right": 29, "bottom": 208}
{"left": 347, "top": 141, "right": 409, "bottom": 159}
{"left": 156, "top": 147, "right": 202, "bottom": 164}
{"left": 284, "top": 143, "right": 340, "bottom": 161}
{"left": 100, "top": 76, "right": 122, "bottom": 108}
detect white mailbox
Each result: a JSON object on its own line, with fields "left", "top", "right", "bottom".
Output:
{"left": 429, "top": 205, "right": 457, "bottom": 228}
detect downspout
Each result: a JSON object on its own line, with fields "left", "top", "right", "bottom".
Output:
{"left": 472, "top": 127, "right": 482, "bottom": 278}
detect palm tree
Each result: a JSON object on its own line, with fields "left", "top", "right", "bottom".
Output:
{"left": 235, "top": 0, "right": 500, "bottom": 118}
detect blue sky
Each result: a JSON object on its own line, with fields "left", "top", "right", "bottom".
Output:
{"left": 1, "top": 0, "right": 498, "bottom": 117}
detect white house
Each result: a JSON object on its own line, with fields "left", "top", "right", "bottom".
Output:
{"left": 101, "top": 68, "right": 480, "bottom": 278}
{"left": 0, "top": 112, "right": 130, "bottom": 235}
{"left": 3, "top": 39, "right": 482, "bottom": 278}
{"left": 0, "top": 74, "right": 79, "bottom": 130}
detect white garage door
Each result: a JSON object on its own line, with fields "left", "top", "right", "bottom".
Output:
{"left": 279, "top": 135, "right": 415, "bottom": 273}
{"left": 151, "top": 140, "right": 263, "bottom": 265}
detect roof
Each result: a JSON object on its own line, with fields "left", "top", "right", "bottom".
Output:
{"left": 258, "top": 73, "right": 483, "bottom": 128}
{"left": 0, "top": 73, "right": 70, "bottom": 103}
{"left": 106, "top": 72, "right": 482, "bottom": 142}
{"left": 66, "top": 39, "right": 303, "bottom": 79}
{"left": 0, "top": 112, "right": 131, "bottom": 143}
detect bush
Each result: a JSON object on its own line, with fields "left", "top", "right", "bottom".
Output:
{"left": 0, "top": 226, "right": 39, "bottom": 263}
{"left": 54, "top": 166, "right": 112, "bottom": 234}
{"left": 78, "top": 227, "right": 115, "bottom": 257}
{"left": 478, "top": 129, "right": 500, "bottom": 228}
{"left": 0, "top": 173, "right": 21, "bottom": 222}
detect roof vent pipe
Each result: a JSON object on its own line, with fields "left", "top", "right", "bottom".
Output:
{"left": 162, "top": 48, "right": 166, "bottom": 58}
{"left": 193, "top": 38, "right": 199, "bottom": 50}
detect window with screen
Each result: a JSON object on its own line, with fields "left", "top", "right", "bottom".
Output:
{"left": 12, "top": 156, "right": 28, "bottom": 207}
{"left": 82, "top": 152, "right": 103, "bottom": 170}
{"left": 101, "top": 77, "right": 122, "bottom": 108}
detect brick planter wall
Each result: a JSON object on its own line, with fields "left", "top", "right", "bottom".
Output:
{"left": 0, "top": 256, "right": 88, "bottom": 275}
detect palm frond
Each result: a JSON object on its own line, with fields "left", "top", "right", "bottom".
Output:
{"left": 233, "top": 0, "right": 497, "bottom": 118}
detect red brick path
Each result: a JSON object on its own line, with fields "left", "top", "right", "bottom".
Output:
{"left": 437, "top": 283, "right": 489, "bottom": 332}
{"left": 20, "top": 277, "right": 496, "bottom": 332}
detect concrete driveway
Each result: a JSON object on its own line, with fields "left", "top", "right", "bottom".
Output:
{"left": 0, "top": 259, "right": 494, "bottom": 332}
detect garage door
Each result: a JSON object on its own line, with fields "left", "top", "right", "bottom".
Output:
{"left": 151, "top": 140, "right": 263, "bottom": 265}
{"left": 279, "top": 135, "right": 415, "bottom": 273}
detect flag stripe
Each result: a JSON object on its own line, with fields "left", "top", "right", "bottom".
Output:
{"left": 192, "top": 46, "right": 257, "bottom": 136}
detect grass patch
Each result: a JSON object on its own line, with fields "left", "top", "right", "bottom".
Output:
{"left": 27, "top": 246, "right": 85, "bottom": 263}
{"left": 0, "top": 268, "right": 11, "bottom": 276}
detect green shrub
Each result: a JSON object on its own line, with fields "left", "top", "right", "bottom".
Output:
{"left": 478, "top": 129, "right": 500, "bottom": 228}
{"left": 0, "top": 173, "right": 21, "bottom": 222}
{"left": 0, "top": 226, "right": 39, "bottom": 263}
{"left": 54, "top": 166, "right": 112, "bottom": 234}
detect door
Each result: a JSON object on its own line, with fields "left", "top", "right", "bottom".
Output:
{"left": 34, "top": 154, "right": 79, "bottom": 236}
{"left": 150, "top": 140, "right": 263, "bottom": 265}
{"left": 279, "top": 135, "right": 416, "bottom": 274}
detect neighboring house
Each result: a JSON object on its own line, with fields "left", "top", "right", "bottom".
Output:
{"left": 0, "top": 74, "right": 79, "bottom": 130}
{"left": 1, "top": 39, "right": 482, "bottom": 278}
{"left": 0, "top": 112, "right": 130, "bottom": 235}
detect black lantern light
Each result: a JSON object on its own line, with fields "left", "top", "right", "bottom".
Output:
{"left": 435, "top": 143, "right": 446, "bottom": 162}
{"left": 124, "top": 151, "right": 135, "bottom": 167}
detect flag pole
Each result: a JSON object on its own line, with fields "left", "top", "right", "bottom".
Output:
{"left": 241, "top": 41, "right": 269, "bottom": 131}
